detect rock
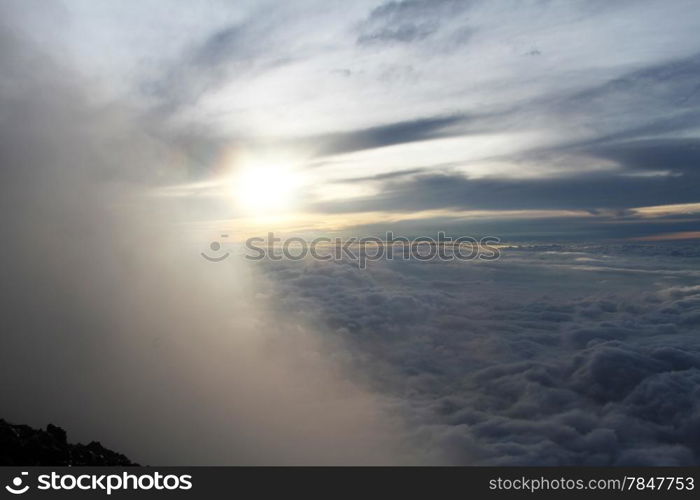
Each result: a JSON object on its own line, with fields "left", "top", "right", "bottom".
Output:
{"left": 0, "top": 418, "right": 137, "bottom": 466}
{"left": 46, "top": 423, "right": 67, "bottom": 444}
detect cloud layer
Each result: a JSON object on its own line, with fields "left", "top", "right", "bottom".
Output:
{"left": 259, "top": 245, "right": 700, "bottom": 464}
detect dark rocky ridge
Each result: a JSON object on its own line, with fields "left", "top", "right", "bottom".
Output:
{"left": 0, "top": 418, "right": 137, "bottom": 465}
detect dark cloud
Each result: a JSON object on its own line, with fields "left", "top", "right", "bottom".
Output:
{"left": 563, "top": 53, "right": 700, "bottom": 113}
{"left": 526, "top": 53, "right": 700, "bottom": 152}
{"left": 357, "top": 0, "right": 471, "bottom": 45}
{"left": 298, "top": 52, "right": 700, "bottom": 222}
{"left": 310, "top": 159, "right": 700, "bottom": 213}
{"left": 191, "top": 24, "right": 249, "bottom": 68}
{"left": 585, "top": 138, "right": 700, "bottom": 174}
{"left": 333, "top": 167, "right": 427, "bottom": 183}
{"left": 310, "top": 114, "right": 474, "bottom": 156}
{"left": 309, "top": 52, "right": 700, "bottom": 161}
{"left": 303, "top": 56, "right": 700, "bottom": 215}
{"left": 321, "top": 209, "right": 700, "bottom": 243}
{"left": 358, "top": 20, "right": 438, "bottom": 45}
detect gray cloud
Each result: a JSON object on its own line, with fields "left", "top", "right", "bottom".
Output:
{"left": 310, "top": 159, "right": 700, "bottom": 213}
{"left": 300, "top": 52, "right": 700, "bottom": 217}
{"left": 330, "top": 212, "right": 700, "bottom": 242}
{"left": 310, "top": 114, "right": 476, "bottom": 156}
{"left": 357, "top": 0, "right": 471, "bottom": 45}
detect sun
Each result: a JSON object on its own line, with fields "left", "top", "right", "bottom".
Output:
{"left": 230, "top": 161, "right": 302, "bottom": 215}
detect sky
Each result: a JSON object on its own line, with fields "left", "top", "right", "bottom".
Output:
{"left": 4, "top": 0, "right": 700, "bottom": 241}
{"left": 0, "top": 0, "right": 699, "bottom": 465}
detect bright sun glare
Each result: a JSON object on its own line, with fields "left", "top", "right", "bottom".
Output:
{"left": 231, "top": 162, "right": 301, "bottom": 215}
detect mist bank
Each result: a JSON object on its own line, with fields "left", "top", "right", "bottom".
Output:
{"left": 0, "top": 18, "right": 416, "bottom": 465}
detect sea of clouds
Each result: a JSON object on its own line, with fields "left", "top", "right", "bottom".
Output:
{"left": 253, "top": 243, "right": 700, "bottom": 465}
